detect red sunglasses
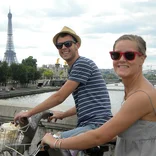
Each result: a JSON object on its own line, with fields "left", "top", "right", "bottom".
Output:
{"left": 109, "top": 51, "right": 143, "bottom": 61}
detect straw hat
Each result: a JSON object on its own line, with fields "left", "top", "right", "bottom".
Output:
{"left": 53, "top": 26, "right": 81, "bottom": 46}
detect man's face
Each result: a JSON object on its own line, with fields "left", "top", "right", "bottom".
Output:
{"left": 56, "top": 35, "right": 79, "bottom": 63}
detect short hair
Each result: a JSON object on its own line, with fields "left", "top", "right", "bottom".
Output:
{"left": 113, "top": 34, "right": 146, "bottom": 56}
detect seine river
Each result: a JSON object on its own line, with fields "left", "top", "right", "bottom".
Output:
{"left": 0, "top": 84, "right": 124, "bottom": 115}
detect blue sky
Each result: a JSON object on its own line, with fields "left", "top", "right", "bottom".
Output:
{"left": 0, "top": 0, "right": 156, "bottom": 69}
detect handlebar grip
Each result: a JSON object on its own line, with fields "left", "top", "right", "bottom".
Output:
{"left": 44, "top": 144, "right": 50, "bottom": 151}
{"left": 49, "top": 112, "right": 53, "bottom": 116}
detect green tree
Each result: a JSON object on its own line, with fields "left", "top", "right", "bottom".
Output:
{"left": 43, "top": 69, "right": 53, "bottom": 79}
{"left": 22, "top": 56, "right": 42, "bottom": 83}
{"left": 144, "top": 73, "right": 156, "bottom": 80}
{"left": 59, "top": 70, "right": 64, "bottom": 79}
{"left": 0, "top": 61, "right": 9, "bottom": 86}
{"left": 17, "top": 64, "right": 28, "bottom": 85}
{"left": 26, "top": 66, "right": 36, "bottom": 82}
{"left": 34, "top": 70, "right": 42, "bottom": 80}
{"left": 10, "top": 63, "right": 28, "bottom": 86}
{"left": 102, "top": 73, "right": 119, "bottom": 79}
{"left": 38, "top": 67, "right": 46, "bottom": 79}
{"left": 22, "top": 56, "right": 37, "bottom": 69}
{"left": 10, "top": 63, "right": 20, "bottom": 82}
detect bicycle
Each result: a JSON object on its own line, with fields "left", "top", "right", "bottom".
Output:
{"left": 0, "top": 110, "right": 53, "bottom": 156}
{"left": 0, "top": 111, "right": 115, "bottom": 156}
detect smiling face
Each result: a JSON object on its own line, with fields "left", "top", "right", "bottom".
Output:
{"left": 113, "top": 40, "right": 145, "bottom": 79}
{"left": 56, "top": 35, "right": 80, "bottom": 66}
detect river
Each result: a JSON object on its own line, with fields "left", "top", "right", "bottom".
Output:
{"left": 0, "top": 84, "right": 124, "bottom": 115}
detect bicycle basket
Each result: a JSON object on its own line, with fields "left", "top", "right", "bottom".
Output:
{"left": 0, "top": 122, "right": 23, "bottom": 151}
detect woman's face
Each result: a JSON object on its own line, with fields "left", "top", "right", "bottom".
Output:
{"left": 113, "top": 40, "right": 144, "bottom": 79}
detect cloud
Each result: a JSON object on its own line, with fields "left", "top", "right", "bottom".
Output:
{"left": 0, "top": 0, "right": 156, "bottom": 69}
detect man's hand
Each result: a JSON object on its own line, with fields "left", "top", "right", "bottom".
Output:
{"left": 14, "top": 110, "right": 30, "bottom": 125}
{"left": 48, "top": 110, "right": 64, "bottom": 122}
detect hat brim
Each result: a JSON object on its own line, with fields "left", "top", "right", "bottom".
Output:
{"left": 53, "top": 31, "right": 81, "bottom": 47}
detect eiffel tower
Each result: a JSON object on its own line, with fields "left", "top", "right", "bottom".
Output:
{"left": 3, "top": 9, "right": 18, "bottom": 66}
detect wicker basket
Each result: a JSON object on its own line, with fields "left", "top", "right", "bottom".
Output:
{"left": 0, "top": 123, "right": 23, "bottom": 152}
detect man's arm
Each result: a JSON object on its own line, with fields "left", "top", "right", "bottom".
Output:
{"left": 14, "top": 80, "right": 79, "bottom": 121}
{"left": 50, "top": 106, "right": 77, "bottom": 122}
{"left": 63, "top": 106, "right": 77, "bottom": 117}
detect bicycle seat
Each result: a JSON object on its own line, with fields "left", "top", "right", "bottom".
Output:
{"left": 83, "top": 140, "right": 116, "bottom": 156}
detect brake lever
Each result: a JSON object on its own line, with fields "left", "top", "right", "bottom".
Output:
{"left": 37, "top": 140, "right": 50, "bottom": 151}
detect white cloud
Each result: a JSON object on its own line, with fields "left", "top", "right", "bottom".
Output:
{"left": 0, "top": 0, "right": 156, "bottom": 69}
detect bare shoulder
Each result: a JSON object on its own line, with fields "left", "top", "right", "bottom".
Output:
{"left": 130, "top": 86, "right": 156, "bottom": 100}
{"left": 136, "top": 87, "right": 156, "bottom": 104}
{"left": 119, "top": 89, "right": 155, "bottom": 119}
{"left": 127, "top": 88, "right": 156, "bottom": 120}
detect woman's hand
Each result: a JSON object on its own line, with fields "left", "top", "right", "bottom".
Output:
{"left": 41, "top": 133, "right": 57, "bottom": 148}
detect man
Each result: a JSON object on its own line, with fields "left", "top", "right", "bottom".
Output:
{"left": 14, "top": 26, "right": 112, "bottom": 155}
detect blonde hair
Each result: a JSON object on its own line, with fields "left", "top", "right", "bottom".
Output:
{"left": 113, "top": 34, "right": 146, "bottom": 56}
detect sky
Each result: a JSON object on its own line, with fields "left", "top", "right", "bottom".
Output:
{"left": 0, "top": 0, "right": 156, "bottom": 70}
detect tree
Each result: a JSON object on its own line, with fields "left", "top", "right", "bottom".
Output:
{"left": 22, "top": 56, "right": 42, "bottom": 82}
{"left": 10, "top": 63, "right": 28, "bottom": 86}
{"left": 144, "top": 73, "right": 156, "bottom": 80}
{"left": 34, "top": 70, "right": 42, "bottom": 80}
{"left": 10, "top": 63, "right": 20, "bottom": 82}
{"left": 17, "top": 64, "right": 28, "bottom": 85}
{"left": 38, "top": 67, "right": 46, "bottom": 79}
{"left": 59, "top": 70, "right": 64, "bottom": 79}
{"left": 43, "top": 69, "right": 53, "bottom": 79}
{"left": 0, "top": 61, "right": 9, "bottom": 86}
{"left": 26, "top": 66, "right": 36, "bottom": 82}
{"left": 22, "top": 56, "right": 37, "bottom": 69}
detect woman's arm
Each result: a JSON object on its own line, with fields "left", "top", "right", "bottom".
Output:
{"left": 42, "top": 91, "right": 153, "bottom": 149}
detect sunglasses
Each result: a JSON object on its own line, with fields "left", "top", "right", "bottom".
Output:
{"left": 55, "top": 40, "right": 76, "bottom": 49}
{"left": 109, "top": 51, "right": 143, "bottom": 61}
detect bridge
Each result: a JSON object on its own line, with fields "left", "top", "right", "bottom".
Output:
{"left": 37, "top": 79, "right": 156, "bottom": 87}
{"left": 105, "top": 79, "right": 156, "bottom": 85}
{"left": 105, "top": 79, "right": 120, "bottom": 84}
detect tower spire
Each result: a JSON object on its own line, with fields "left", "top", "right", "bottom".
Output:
{"left": 3, "top": 9, "right": 18, "bottom": 66}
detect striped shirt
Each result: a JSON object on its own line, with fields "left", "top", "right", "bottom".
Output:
{"left": 68, "top": 56, "right": 112, "bottom": 127}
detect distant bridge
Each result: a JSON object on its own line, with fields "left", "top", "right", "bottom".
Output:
{"left": 105, "top": 79, "right": 120, "bottom": 84}
{"left": 38, "top": 79, "right": 156, "bottom": 86}
{"left": 105, "top": 79, "right": 156, "bottom": 85}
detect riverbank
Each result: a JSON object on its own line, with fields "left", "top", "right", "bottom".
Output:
{"left": 0, "top": 86, "right": 60, "bottom": 99}
{"left": 0, "top": 83, "right": 125, "bottom": 99}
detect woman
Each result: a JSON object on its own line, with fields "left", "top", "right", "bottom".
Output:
{"left": 41, "top": 34, "right": 156, "bottom": 156}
